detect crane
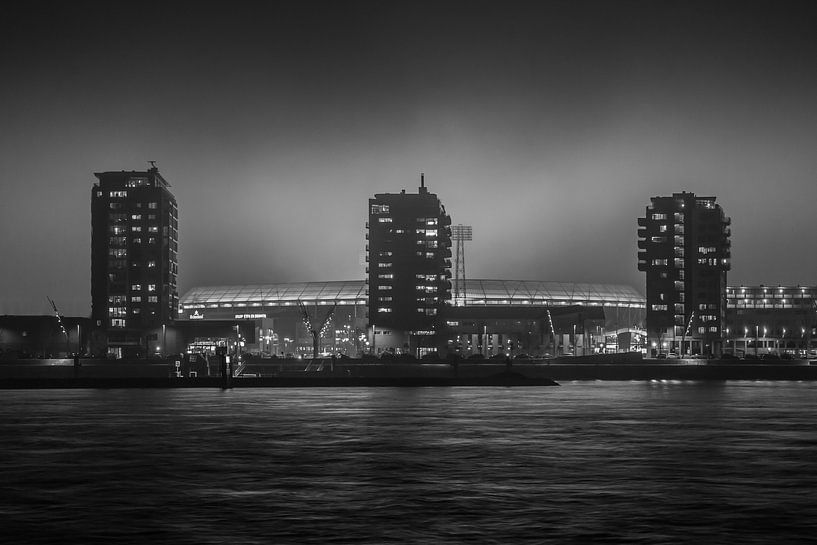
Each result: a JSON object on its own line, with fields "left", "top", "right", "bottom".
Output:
{"left": 46, "top": 296, "right": 70, "bottom": 356}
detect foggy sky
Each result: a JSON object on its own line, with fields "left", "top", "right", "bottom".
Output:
{"left": 2, "top": 1, "right": 817, "bottom": 316}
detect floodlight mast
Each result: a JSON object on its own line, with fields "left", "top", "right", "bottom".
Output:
{"left": 451, "top": 225, "right": 472, "bottom": 306}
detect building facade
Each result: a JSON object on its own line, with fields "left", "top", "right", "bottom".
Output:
{"left": 366, "top": 176, "right": 453, "bottom": 356}
{"left": 638, "top": 192, "right": 731, "bottom": 356}
{"left": 725, "top": 285, "right": 817, "bottom": 357}
{"left": 91, "top": 166, "right": 179, "bottom": 358}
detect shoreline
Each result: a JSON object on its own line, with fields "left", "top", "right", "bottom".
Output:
{"left": 2, "top": 357, "right": 817, "bottom": 387}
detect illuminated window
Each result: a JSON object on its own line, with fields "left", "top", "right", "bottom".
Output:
{"left": 377, "top": 285, "right": 392, "bottom": 291}
{"left": 370, "top": 204, "right": 390, "bottom": 214}
{"left": 132, "top": 296, "right": 142, "bottom": 303}
{"left": 148, "top": 296, "right": 158, "bottom": 303}
{"left": 378, "top": 262, "right": 391, "bottom": 268}
{"left": 109, "top": 203, "right": 123, "bottom": 210}
{"left": 108, "top": 249, "right": 127, "bottom": 258}
{"left": 109, "top": 191, "right": 127, "bottom": 198}
{"left": 377, "top": 307, "right": 392, "bottom": 313}
{"left": 148, "top": 202, "right": 158, "bottom": 209}
{"left": 379, "top": 296, "right": 393, "bottom": 302}
{"left": 377, "top": 273, "right": 393, "bottom": 279}
{"left": 147, "top": 261, "right": 156, "bottom": 268}
{"left": 378, "top": 217, "right": 393, "bottom": 223}
{"left": 652, "top": 213, "right": 667, "bottom": 220}
{"left": 659, "top": 225, "right": 668, "bottom": 233}
{"left": 131, "top": 284, "right": 141, "bottom": 291}
{"left": 131, "top": 214, "right": 142, "bottom": 220}
{"left": 148, "top": 284, "right": 156, "bottom": 292}
{"left": 148, "top": 226, "right": 159, "bottom": 233}
{"left": 131, "top": 226, "right": 142, "bottom": 232}
{"left": 110, "top": 319, "right": 126, "bottom": 328}
{"left": 148, "top": 237, "right": 156, "bottom": 244}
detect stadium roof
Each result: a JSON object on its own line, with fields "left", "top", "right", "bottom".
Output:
{"left": 180, "top": 279, "right": 645, "bottom": 309}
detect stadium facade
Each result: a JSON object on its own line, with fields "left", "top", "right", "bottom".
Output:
{"left": 176, "top": 279, "right": 647, "bottom": 358}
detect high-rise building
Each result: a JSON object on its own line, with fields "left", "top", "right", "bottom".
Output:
{"left": 91, "top": 166, "right": 179, "bottom": 358}
{"left": 638, "top": 192, "right": 731, "bottom": 356}
{"left": 366, "top": 175, "right": 452, "bottom": 356}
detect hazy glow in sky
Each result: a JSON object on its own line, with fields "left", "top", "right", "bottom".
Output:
{"left": 2, "top": 1, "right": 817, "bottom": 315}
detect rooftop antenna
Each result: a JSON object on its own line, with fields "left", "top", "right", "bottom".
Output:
{"left": 148, "top": 160, "right": 157, "bottom": 169}
{"left": 419, "top": 172, "right": 427, "bottom": 193}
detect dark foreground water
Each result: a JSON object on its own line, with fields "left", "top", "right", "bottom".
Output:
{"left": 1, "top": 382, "right": 816, "bottom": 544}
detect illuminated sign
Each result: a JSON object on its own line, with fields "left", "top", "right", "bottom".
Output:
{"left": 235, "top": 313, "right": 267, "bottom": 319}
{"left": 189, "top": 310, "right": 204, "bottom": 319}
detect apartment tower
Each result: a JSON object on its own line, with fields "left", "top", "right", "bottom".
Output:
{"left": 638, "top": 192, "right": 731, "bottom": 356}
{"left": 366, "top": 175, "right": 452, "bottom": 356}
{"left": 91, "top": 166, "right": 179, "bottom": 358}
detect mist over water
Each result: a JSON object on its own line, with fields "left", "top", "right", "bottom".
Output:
{"left": 1, "top": 383, "right": 816, "bottom": 544}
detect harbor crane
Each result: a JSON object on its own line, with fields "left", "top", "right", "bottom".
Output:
{"left": 46, "top": 296, "right": 70, "bottom": 356}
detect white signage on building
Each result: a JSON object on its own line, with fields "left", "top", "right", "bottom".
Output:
{"left": 189, "top": 310, "right": 204, "bottom": 320}
{"left": 235, "top": 313, "right": 267, "bottom": 319}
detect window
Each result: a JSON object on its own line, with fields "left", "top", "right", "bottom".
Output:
{"left": 148, "top": 225, "right": 159, "bottom": 233}
{"left": 132, "top": 308, "right": 141, "bottom": 314}
{"left": 377, "top": 273, "right": 394, "bottom": 279}
{"left": 651, "top": 213, "right": 667, "bottom": 220}
{"left": 379, "top": 296, "right": 393, "bottom": 302}
{"left": 651, "top": 236, "right": 666, "bottom": 243}
{"left": 377, "top": 307, "right": 392, "bottom": 313}
{"left": 377, "top": 285, "right": 393, "bottom": 291}
{"left": 148, "top": 296, "right": 158, "bottom": 303}
{"left": 378, "top": 217, "right": 393, "bottom": 223}
{"left": 109, "top": 191, "right": 127, "bottom": 198}
{"left": 131, "top": 226, "right": 142, "bottom": 232}
{"left": 148, "top": 237, "right": 156, "bottom": 244}
{"left": 147, "top": 260, "right": 157, "bottom": 268}
{"left": 659, "top": 225, "right": 668, "bottom": 233}
{"left": 131, "top": 284, "right": 141, "bottom": 291}
{"left": 148, "top": 284, "right": 156, "bottom": 292}
{"left": 132, "top": 296, "right": 142, "bottom": 303}
{"left": 108, "top": 295, "right": 127, "bottom": 304}
{"left": 108, "top": 249, "right": 127, "bottom": 258}
{"left": 378, "top": 262, "right": 391, "bottom": 268}
{"left": 371, "top": 204, "right": 390, "bottom": 214}
{"left": 109, "top": 202, "right": 123, "bottom": 210}
{"left": 651, "top": 304, "right": 667, "bottom": 311}
{"left": 108, "top": 307, "right": 127, "bottom": 317}
{"left": 109, "top": 237, "right": 127, "bottom": 246}
{"left": 148, "top": 202, "right": 158, "bottom": 209}
{"left": 110, "top": 319, "right": 126, "bottom": 328}
{"left": 651, "top": 259, "right": 668, "bottom": 266}
{"left": 131, "top": 214, "right": 142, "bottom": 220}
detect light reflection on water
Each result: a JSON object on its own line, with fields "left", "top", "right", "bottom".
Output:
{"left": 1, "top": 382, "right": 816, "bottom": 544}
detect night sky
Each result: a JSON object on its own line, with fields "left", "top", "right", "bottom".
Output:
{"left": 2, "top": 1, "right": 817, "bottom": 316}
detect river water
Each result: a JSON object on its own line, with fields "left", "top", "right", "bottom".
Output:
{"left": 1, "top": 382, "right": 816, "bottom": 544}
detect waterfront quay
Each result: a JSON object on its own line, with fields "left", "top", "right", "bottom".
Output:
{"left": 1, "top": 355, "right": 816, "bottom": 387}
